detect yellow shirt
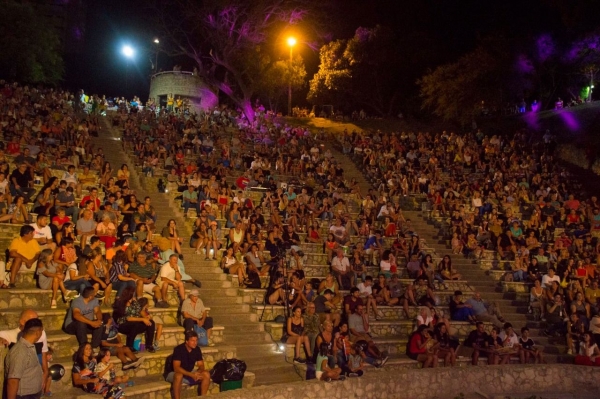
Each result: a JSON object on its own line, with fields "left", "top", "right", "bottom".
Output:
{"left": 9, "top": 237, "right": 40, "bottom": 260}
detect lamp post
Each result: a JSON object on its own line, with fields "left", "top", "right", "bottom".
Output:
{"left": 122, "top": 45, "right": 135, "bottom": 93}
{"left": 153, "top": 38, "right": 160, "bottom": 73}
{"left": 287, "top": 37, "right": 296, "bottom": 116}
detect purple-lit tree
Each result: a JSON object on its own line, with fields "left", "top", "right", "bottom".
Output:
{"left": 156, "top": 0, "right": 318, "bottom": 122}
{"left": 566, "top": 34, "right": 600, "bottom": 101}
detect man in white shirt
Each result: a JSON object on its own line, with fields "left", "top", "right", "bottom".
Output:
{"left": 541, "top": 267, "right": 561, "bottom": 289}
{"left": 30, "top": 214, "right": 55, "bottom": 251}
{"left": 331, "top": 248, "right": 351, "bottom": 288}
{"left": 357, "top": 276, "right": 383, "bottom": 319}
{"left": 0, "top": 309, "right": 49, "bottom": 392}
{"left": 329, "top": 218, "right": 349, "bottom": 245}
{"left": 159, "top": 254, "right": 186, "bottom": 301}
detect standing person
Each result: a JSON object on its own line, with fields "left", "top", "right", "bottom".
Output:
{"left": 63, "top": 287, "right": 104, "bottom": 352}
{"left": 166, "top": 331, "right": 211, "bottom": 398}
{"left": 181, "top": 289, "right": 214, "bottom": 346}
{"left": 6, "top": 318, "right": 44, "bottom": 399}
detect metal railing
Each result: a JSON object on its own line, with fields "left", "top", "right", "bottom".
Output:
{"left": 151, "top": 71, "right": 195, "bottom": 78}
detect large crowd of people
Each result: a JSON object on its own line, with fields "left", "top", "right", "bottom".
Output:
{"left": 2, "top": 75, "right": 600, "bottom": 397}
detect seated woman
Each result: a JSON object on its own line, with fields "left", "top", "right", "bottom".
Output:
{"left": 449, "top": 290, "right": 477, "bottom": 324}
{"left": 9, "top": 195, "right": 29, "bottom": 224}
{"left": 192, "top": 221, "right": 209, "bottom": 255}
{"left": 161, "top": 219, "right": 183, "bottom": 254}
{"left": 56, "top": 238, "right": 96, "bottom": 295}
{"left": 112, "top": 286, "right": 156, "bottom": 352}
{"left": 433, "top": 322, "right": 456, "bottom": 367}
{"left": 220, "top": 246, "right": 248, "bottom": 287}
{"left": 96, "top": 216, "right": 117, "bottom": 249}
{"left": 36, "top": 248, "right": 78, "bottom": 308}
{"left": 71, "top": 342, "right": 124, "bottom": 399}
{"left": 438, "top": 256, "right": 462, "bottom": 280}
{"left": 406, "top": 325, "right": 437, "bottom": 368}
{"left": 286, "top": 306, "right": 313, "bottom": 364}
{"left": 575, "top": 331, "right": 600, "bottom": 366}
{"left": 54, "top": 222, "right": 76, "bottom": 247}
{"left": 86, "top": 248, "right": 112, "bottom": 306}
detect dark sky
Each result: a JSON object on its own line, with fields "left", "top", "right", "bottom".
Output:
{"left": 66, "top": 0, "right": 600, "bottom": 100}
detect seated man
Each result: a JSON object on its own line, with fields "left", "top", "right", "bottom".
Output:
{"left": 343, "top": 287, "right": 363, "bottom": 316}
{"left": 181, "top": 289, "right": 214, "bottom": 347}
{"left": 314, "top": 289, "right": 341, "bottom": 327}
{"left": 464, "top": 321, "right": 489, "bottom": 365}
{"left": 182, "top": 185, "right": 201, "bottom": 216}
{"left": 357, "top": 276, "right": 384, "bottom": 320}
{"left": 166, "top": 331, "right": 211, "bottom": 398}
{"left": 128, "top": 252, "right": 169, "bottom": 308}
{"left": 30, "top": 214, "right": 56, "bottom": 252}
{"left": 465, "top": 292, "right": 505, "bottom": 328}
{"left": 8, "top": 225, "right": 41, "bottom": 288}
{"left": 158, "top": 254, "right": 187, "bottom": 302}
{"left": 331, "top": 248, "right": 352, "bottom": 289}
{"left": 55, "top": 186, "right": 79, "bottom": 221}
{"left": 63, "top": 286, "right": 103, "bottom": 352}
{"left": 348, "top": 305, "right": 388, "bottom": 367}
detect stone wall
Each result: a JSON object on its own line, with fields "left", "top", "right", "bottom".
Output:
{"left": 212, "top": 365, "right": 600, "bottom": 399}
{"left": 148, "top": 72, "right": 218, "bottom": 112}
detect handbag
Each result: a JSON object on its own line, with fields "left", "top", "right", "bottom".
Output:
{"left": 194, "top": 325, "right": 209, "bottom": 346}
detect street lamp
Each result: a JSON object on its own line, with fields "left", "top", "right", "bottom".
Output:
{"left": 153, "top": 38, "right": 160, "bottom": 73}
{"left": 287, "top": 37, "right": 296, "bottom": 116}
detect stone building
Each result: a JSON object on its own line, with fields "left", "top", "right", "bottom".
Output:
{"left": 149, "top": 71, "right": 218, "bottom": 113}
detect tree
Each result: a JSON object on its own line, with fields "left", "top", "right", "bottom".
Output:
{"left": 566, "top": 33, "right": 600, "bottom": 101}
{"left": 256, "top": 55, "right": 307, "bottom": 112}
{"left": 157, "top": 0, "right": 319, "bottom": 122}
{"left": 0, "top": 1, "right": 64, "bottom": 85}
{"left": 418, "top": 39, "right": 518, "bottom": 124}
{"left": 308, "top": 25, "right": 401, "bottom": 116}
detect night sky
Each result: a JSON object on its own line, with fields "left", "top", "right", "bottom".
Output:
{"left": 66, "top": 0, "right": 600, "bottom": 102}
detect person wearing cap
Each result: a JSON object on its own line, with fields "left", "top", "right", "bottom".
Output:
{"left": 181, "top": 289, "right": 214, "bottom": 346}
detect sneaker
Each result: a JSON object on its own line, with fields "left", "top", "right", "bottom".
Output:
{"left": 293, "top": 357, "right": 306, "bottom": 364}
{"left": 65, "top": 290, "right": 79, "bottom": 300}
{"left": 122, "top": 361, "right": 135, "bottom": 371}
{"left": 50, "top": 299, "right": 57, "bottom": 309}
{"left": 156, "top": 301, "right": 170, "bottom": 308}
{"left": 146, "top": 347, "right": 156, "bottom": 353}
{"left": 130, "top": 357, "right": 145, "bottom": 369}
{"left": 324, "top": 377, "right": 332, "bottom": 382}
{"left": 338, "top": 375, "right": 346, "bottom": 381}
{"left": 153, "top": 342, "right": 160, "bottom": 351}
{"left": 348, "top": 373, "right": 359, "bottom": 377}
{"left": 379, "top": 356, "right": 389, "bottom": 367}
{"left": 95, "top": 292, "right": 105, "bottom": 300}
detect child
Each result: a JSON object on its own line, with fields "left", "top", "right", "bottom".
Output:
{"left": 451, "top": 233, "right": 464, "bottom": 254}
{"left": 95, "top": 349, "right": 133, "bottom": 388}
{"left": 43, "top": 348, "right": 54, "bottom": 396}
{"left": 316, "top": 342, "right": 345, "bottom": 382}
{"left": 519, "top": 327, "right": 544, "bottom": 364}
{"left": 347, "top": 344, "right": 365, "bottom": 377}
{"left": 138, "top": 297, "right": 162, "bottom": 351}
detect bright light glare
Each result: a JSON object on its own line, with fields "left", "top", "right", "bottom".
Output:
{"left": 154, "top": 38, "right": 160, "bottom": 44}
{"left": 287, "top": 37, "right": 297, "bottom": 47}
{"left": 122, "top": 45, "right": 135, "bottom": 58}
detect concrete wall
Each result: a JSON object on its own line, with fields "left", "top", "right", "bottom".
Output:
{"left": 148, "top": 72, "right": 218, "bottom": 112}
{"left": 213, "top": 365, "right": 600, "bottom": 399}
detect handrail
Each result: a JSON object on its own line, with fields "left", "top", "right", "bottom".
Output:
{"left": 151, "top": 71, "right": 195, "bottom": 78}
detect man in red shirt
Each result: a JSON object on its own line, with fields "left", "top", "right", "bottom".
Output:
{"left": 79, "top": 187, "right": 101, "bottom": 212}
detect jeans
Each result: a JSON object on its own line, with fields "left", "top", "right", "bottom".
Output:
{"left": 112, "top": 279, "right": 136, "bottom": 298}
{"left": 183, "top": 200, "right": 201, "bottom": 214}
{"left": 64, "top": 279, "right": 92, "bottom": 294}
{"left": 16, "top": 393, "right": 42, "bottom": 399}
{"left": 118, "top": 320, "right": 155, "bottom": 348}
{"left": 64, "top": 320, "right": 103, "bottom": 348}
{"left": 513, "top": 270, "right": 525, "bottom": 282}
{"left": 183, "top": 317, "right": 214, "bottom": 332}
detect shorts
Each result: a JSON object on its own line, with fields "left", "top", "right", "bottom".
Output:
{"left": 165, "top": 372, "right": 200, "bottom": 386}
{"left": 142, "top": 283, "right": 157, "bottom": 294}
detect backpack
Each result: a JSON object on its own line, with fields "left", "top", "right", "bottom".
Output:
{"left": 163, "top": 354, "right": 174, "bottom": 380}
{"left": 210, "top": 359, "right": 247, "bottom": 383}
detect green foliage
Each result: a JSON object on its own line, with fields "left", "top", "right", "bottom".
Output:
{"left": 257, "top": 55, "right": 307, "bottom": 111}
{"left": 0, "top": 1, "right": 64, "bottom": 85}
{"left": 308, "top": 25, "right": 401, "bottom": 116}
{"left": 418, "top": 38, "right": 516, "bottom": 124}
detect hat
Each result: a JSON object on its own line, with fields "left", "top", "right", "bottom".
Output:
{"left": 189, "top": 289, "right": 200, "bottom": 297}
{"left": 210, "top": 221, "right": 217, "bottom": 227}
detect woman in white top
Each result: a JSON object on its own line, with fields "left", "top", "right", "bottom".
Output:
{"left": 220, "top": 246, "right": 247, "bottom": 287}
{"left": 575, "top": 332, "right": 600, "bottom": 366}
{"left": 415, "top": 306, "right": 434, "bottom": 330}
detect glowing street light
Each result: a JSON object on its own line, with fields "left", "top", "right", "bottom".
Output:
{"left": 122, "top": 45, "right": 135, "bottom": 58}
{"left": 154, "top": 38, "right": 160, "bottom": 44}
{"left": 287, "top": 37, "right": 297, "bottom": 116}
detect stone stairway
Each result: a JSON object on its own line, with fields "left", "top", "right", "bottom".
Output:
{"left": 100, "top": 117, "right": 304, "bottom": 386}
{"left": 408, "top": 211, "right": 567, "bottom": 361}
